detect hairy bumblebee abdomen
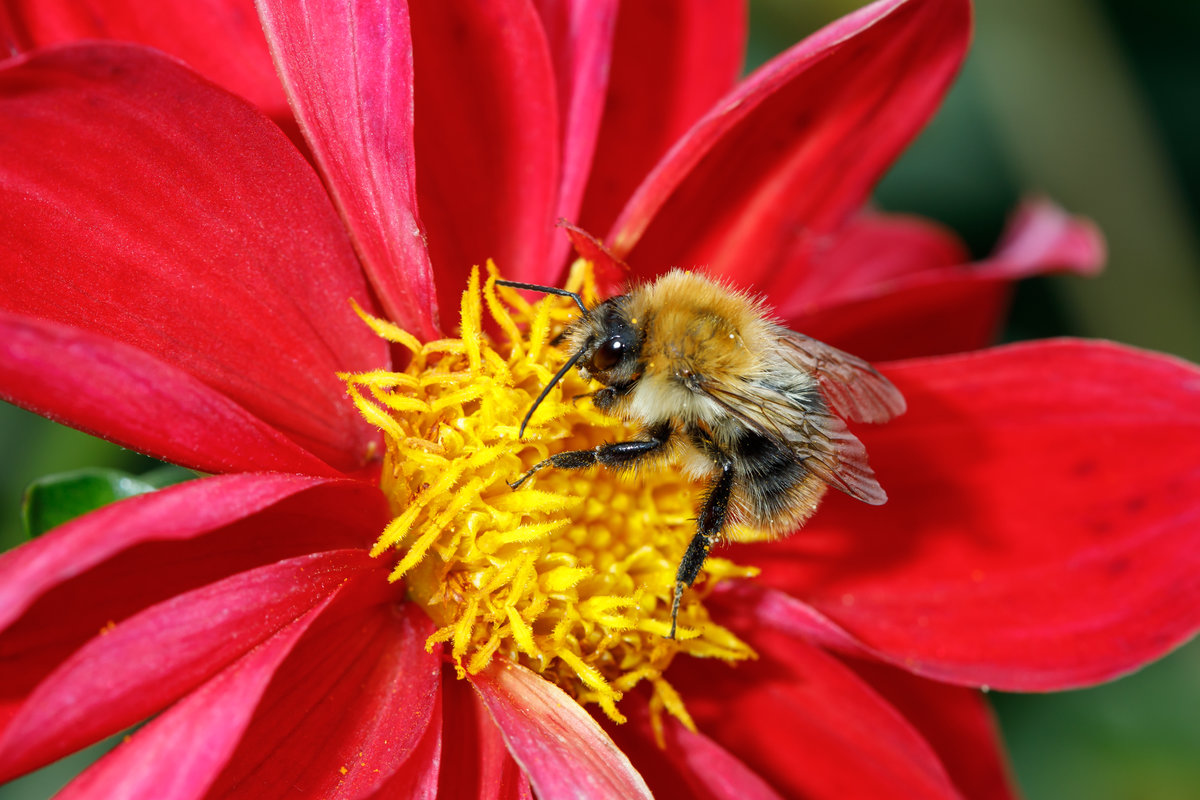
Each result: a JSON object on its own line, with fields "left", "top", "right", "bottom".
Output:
{"left": 726, "top": 427, "right": 828, "bottom": 540}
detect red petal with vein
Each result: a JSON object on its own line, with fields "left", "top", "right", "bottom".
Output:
{"left": 472, "top": 661, "right": 652, "bottom": 800}
{"left": 606, "top": 708, "right": 784, "bottom": 800}
{"left": 4, "top": 0, "right": 288, "bottom": 125}
{"left": 740, "top": 340, "right": 1200, "bottom": 690}
{"left": 0, "top": 43, "right": 385, "bottom": 472}
{"left": 532, "top": 0, "right": 619, "bottom": 276}
{"left": 561, "top": 221, "right": 630, "bottom": 293}
{"left": 440, "top": 671, "right": 531, "bottom": 800}
{"left": 0, "top": 313, "right": 336, "bottom": 476}
{"left": 766, "top": 211, "right": 969, "bottom": 317}
{"left": 579, "top": 0, "right": 746, "bottom": 239}
{"left": 611, "top": 0, "right": 969, "bottom": 286}
{"left": 208, "top": 602, "right": 441, "bottom": 797}
{"left": 368, "top": 698, "right": 443, "bottom": 799}
{"left": 255, "top": 0, "right": 440, "bottom": 340}
{"left": 0, "top": 549, "right": 380, "bottom": 782}
{"left": 0, "top": 476, "right": 386, "bottom": 720}
{"left": 408, "top": 0, "right": 560, "bottom": 318}
{"left": 848, "top": 658, "right": 1018, "bottom": 800}
{"left": 709, "top": 578, "right": 1015, "bottom": 799}
{"left": 369, "top": 695, "right": 446, "bottom": 796}
{"left": 57, "top": 588, "right": 339, "bottom": 800}
{"left": 665, "top": 627, "right": 960, "bottom": 799}
{"left": 778, "top": 200, "right": 1106, "bottom": 361}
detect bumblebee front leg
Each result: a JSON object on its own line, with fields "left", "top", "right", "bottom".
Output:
{"left": 669, "top": 454, "right": 734, "bottom": 639}
{"left": 508, "top": 421, "right": 673, "bottom": 489}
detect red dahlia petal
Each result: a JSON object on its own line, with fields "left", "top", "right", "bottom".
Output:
{"left": 767, "top": 211, "right": 971, "bottom": 317}
{"left": 741, "top": 340, "right": 1200, "bottom": 690}
{"left": 408, "top": 0, "right": 561, "bottom": 316}
{"left": 848, "top": 658, "right": 1018, "bottom": 800}
{"left": 663, "top": 627, "right": 960, "bottom": 799}
{"left": 0, "top": 43, "right": 385, "bottom": 473}
{"left": 610, "top": 0, "right": 969, "bottom": 285}
{"left": 3, "top": 0, "right": 289, "bottom": 125}
{"left": 440, "top": 669, "right": 532, "bottom": 800}
{"left": 708, "top": 584, "right": 1015, "bottom": 798}
{"left": 0, "top": 550, "right": 381, "bottom": 783}
{"left": 0, "top": 475, "right": 387, "bottom": 726}
{"left": 472, "top": 660, "right": 652, "bottom": 800}
{"left": 368, "top": 702, "right": 444, "bottom": 799}
{"left": 781, "top": 199, "right": 1106, "bottom": 361}
{"left": 0, "top": 312, "right": 337, "bottom": 476}
{"left": 604, "top": 706, "right": 781, "bottom": 800}
{"left": 255, "top": 0, "right": 441, "bottom": 340}
{"left": 578, "top": 0, "right": 746, "bottom": 239}
{"left": 207, "top": 602, "right": 442, "bottom": 797}
{"left": 531, "top": 0, "right": 619, "bottom": 277}
{"left": 560, "top": 221, "right": 631, "bottom": 293}
{"left": 55, "top": 585, "right": 342, "bottom": 800}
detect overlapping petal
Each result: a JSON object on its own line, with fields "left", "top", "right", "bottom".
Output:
{"left": 57, "top": 589, "right": 341, "bottom": 800}
{"left": 0, "top": 473, "right": 387, "bottom": 774}
{"left": 578, "top": 0, "right": 746, "bottom": 240}
{"left": 255, "top": 0, "right": 441, "bottom": 340}
{"left": 737, "top": 340, "right": 1200, "bottom": 689}
{"left": 783, "top": 199, "right": 1105, "bottom": 360}
{"left": 0, "top": 549, "right": 380, "bottom": 782}
{"left": 408, "top": 0, "right": 561, "bottom": 320}
{"left": 472, "top": 660, "right": 653, "bottom": 800}
{"left": 531, "top": 0, "right": 620, "bottom": 275}
{"left": 439, "top": 675, "right": 532, "bottom": 799}
{"left": 631, "top": 628, "right": 962, "bottom": 799}
{"left": 605, "top": 708, "right": 784, "bottom": 800}
{"left": 0, "top": 313, "right": 337, "bottom": 476}
{"left": 207, "top": 602, "right": 441, "bottom": 796}
{"left": 846, "top": 658, "right": 1017, "bottom": 800}
{"left": 610, "top": 0, "right": 969, "bottom": 287}
{"left": 0, "top": 43, "right": 384, "bottom": 473}
{"left": 2, "top": 0, "right": 286, "bottom": 124}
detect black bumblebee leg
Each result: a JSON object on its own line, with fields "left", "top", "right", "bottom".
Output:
{"left": 669, "top": 454, "right": 734, "bottom": 639}
{"left": 508, "top": 421, "right": 672, "bottom": 489}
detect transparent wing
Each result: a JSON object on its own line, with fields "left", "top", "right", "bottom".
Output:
{"left": 699, "top": 379, "right": 887, "bottom": 506}
{"left": 776, "top": 328, "right": 906, "bottom": 424}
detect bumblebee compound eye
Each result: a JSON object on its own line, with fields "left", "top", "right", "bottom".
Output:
{"left": 590, "top": 337, "right": 625, "bottom": 372}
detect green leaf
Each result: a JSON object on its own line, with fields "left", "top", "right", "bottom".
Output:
{"left": 20, "top": 467, "right": 192, "bottom": 539}
{"left": 136, "top": 464, "right": 197, "bottom": 490}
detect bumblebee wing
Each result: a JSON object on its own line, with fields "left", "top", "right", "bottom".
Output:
{"left": 777, "top": 329, "right": 906, "bottom": 424}
{"left": 699, "top": 380, "right": 888, "bottom": 506}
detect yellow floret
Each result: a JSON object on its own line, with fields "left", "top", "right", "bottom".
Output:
{"left": 340, "top": 260, "right": 756, "bottom": 727}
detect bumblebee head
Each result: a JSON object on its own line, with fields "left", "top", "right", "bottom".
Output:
{"left": 495, "top": 280, "right": 642, "bottom": 437}
{"left": 564, "top": 296, "right": 642, "bottom": 386}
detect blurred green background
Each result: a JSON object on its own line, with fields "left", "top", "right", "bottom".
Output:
{"left": 2, "top": 0, "right": 1198, "bottom": 796}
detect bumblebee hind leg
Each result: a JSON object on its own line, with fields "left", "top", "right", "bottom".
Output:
{"left": 669, "top": 454, "right": 734, "bottom": 639}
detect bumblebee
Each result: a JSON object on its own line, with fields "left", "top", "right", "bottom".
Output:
{"left": 498, "top": 271, "right": 905, "bottom": 638}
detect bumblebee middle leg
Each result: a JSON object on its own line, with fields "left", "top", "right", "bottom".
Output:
{"left": 669, "top": 453, "right": 734, "bottom": 639}
{"left": 508, "top": 421, "right": 673, "bottom": 489}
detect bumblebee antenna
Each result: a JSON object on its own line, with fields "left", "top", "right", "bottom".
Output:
{"left": 517, "top": 346, "right": 587, "bottom": 438}
{"left": 494, "top": 279, "right": 592, "bottom": 438}
{"left": 494, "top": 279, "right": 588, "bottom": 314}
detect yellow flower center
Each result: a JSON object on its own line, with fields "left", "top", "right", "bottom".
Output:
{"left": 341, "top": 260, "right": 755, "bottom": 729}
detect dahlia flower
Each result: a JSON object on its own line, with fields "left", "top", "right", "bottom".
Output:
{"left": 1, "top": 0, "right": 1197, "bottom": 797}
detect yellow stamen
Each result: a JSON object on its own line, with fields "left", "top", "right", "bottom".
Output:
{"left": 341, "top": 260, "right": 756, "bottom": 727}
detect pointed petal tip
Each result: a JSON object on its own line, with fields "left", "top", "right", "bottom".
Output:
{"left": 995, "top": 197, "right": 1106, "bottom": 276}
